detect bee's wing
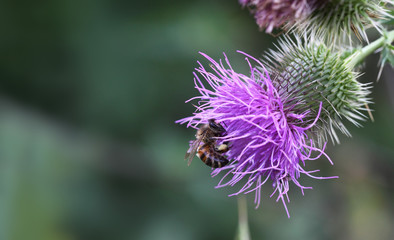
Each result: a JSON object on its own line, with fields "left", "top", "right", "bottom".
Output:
{"left": 184, "top": 138, "right": 202, "bottom": 166}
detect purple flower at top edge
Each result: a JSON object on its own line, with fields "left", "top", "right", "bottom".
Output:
{"left": 240, "top": 0, "right": 325, "bottom": 33}
{"left": 176, "top": 51, "right": 337, "bottom": 217}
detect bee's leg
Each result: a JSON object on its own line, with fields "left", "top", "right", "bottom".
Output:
{"left": 215, "top": 141, "right": 229, "bottom": 153}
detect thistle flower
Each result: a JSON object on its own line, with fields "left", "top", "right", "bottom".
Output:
{"left": 293, "top": 0, "right": 394, "bottom": 43}
{"left": 263, "top": 35, "right": 372, "bottom": 144}
{"left": 240, "top": 0, "right": 393, "bottom": 43}
{"left": 239, "top": 0, "right": 328, "bottom": 33}
{"left": 176, "top": 52, "right": 337, "bottom": 217}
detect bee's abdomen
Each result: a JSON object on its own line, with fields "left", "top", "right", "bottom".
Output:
{"left": 197, "top": 144, "right": 229, "bottom": 168}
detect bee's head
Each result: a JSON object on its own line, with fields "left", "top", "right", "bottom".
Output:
{"left": 208, "top": 119, "right": 226, "bottom": 134}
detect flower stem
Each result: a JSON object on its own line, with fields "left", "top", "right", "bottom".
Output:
{"left": 235, "top": 196, "right": 251, "bottom": 240}
{"left": 346, "top": 29, "right": 394, "bottom": 68}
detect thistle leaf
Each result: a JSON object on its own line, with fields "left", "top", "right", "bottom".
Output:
{"left": 377, "top": 42, "right": 394, "bottom": 80}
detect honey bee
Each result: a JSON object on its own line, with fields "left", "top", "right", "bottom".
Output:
{"left": 184, "top": 119, "right": 230, "bottom": 168}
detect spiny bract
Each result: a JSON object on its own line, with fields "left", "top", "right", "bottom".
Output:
{"left": 263, "top": 36, "right": 372, "bottom": 144}
{"left": 291, "top": 0, "right": 394, "bottom": 43}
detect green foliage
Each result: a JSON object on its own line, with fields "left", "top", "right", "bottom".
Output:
{"left": 381, "top": 44, "right": 394, "bottom": 66}
{"left": 378, "top": 41, "right": 394, "bottom": 79}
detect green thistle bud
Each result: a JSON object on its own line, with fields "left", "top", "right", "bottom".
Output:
{"left": 292, "top": 0, "right": 393, "bottom": 43}
{"left": 263, "top": 36, "right": 372, "bottom": 144}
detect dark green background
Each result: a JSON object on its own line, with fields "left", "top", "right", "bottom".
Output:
{"left": 0, "top": 0, "right": 393, "bottom": 239}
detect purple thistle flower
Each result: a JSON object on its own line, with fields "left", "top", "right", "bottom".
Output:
{"left": 240, "top": 0, "right": 327, "bottom": 33}
{"left": 176, "top": 51, "right": 337, "bottom": 217}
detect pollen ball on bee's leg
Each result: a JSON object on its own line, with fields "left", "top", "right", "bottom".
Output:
{"left": 216, "top": 143, "right": 229, "bottom": 153}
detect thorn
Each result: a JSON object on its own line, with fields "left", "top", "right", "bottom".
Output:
{"left": 365, "top": 103, "right": 374, "bottom": 122}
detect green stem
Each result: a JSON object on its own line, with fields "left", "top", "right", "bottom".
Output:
{"left": 235, "top": 196, "right": 251, "bottom": 240}
{"left": 346, "top": 29, "right": 394, "bottom": 68}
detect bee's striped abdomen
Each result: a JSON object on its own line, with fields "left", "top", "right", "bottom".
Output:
{"left": 197, "top": 144, "right": 229, "bottom": 168}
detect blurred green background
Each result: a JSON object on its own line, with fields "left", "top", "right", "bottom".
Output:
{"left": 0, "top": 0, "right": 393, "bottom": 240}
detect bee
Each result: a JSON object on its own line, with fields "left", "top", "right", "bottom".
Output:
{"left": 184, "top": 119, "right": 230, "bottom": 168}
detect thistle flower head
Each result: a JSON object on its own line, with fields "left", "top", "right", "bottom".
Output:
{"left": 292, "top": 0, "right": 394, "bottom": 43}
{"left": 177, "top": 52, "right": 336, "bottom": 217}
{"left": 240, "top": 0, "right": 393, "bottom": 43}
{"left": 263, "top": 35, "right": 372, "bottom": 144}
{"left": 240, "top": 0, "right": 329, "bottom": 33}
